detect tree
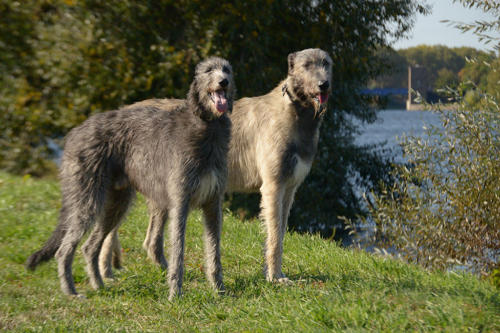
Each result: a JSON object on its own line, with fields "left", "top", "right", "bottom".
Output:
{"left": 0, "top": 0, "right": 428, "bottom": 236}
{"left": 434, "top": 68, "right": 459, "bottom": 89}
{"left": 458, "top": 51, "right": 495, "bottom": 89}
{"left": 485, "top": 57, "right": 500, "bottom": 97}
{"left": 368, "top": 47, "right": 409, "bottom": 89}
{"left": 369, "top": 45, "right": 493, "bottom": 100}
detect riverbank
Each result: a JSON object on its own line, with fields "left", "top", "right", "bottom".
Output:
{"left": 406, "top": 102, "right": 459, "bottom": 111}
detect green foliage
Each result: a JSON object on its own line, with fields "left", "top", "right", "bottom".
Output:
{"left": 1, "top": 172, "right": 499, "bottom": 331}
{"left": 350, "top": 0, "right": 500, "bottom": 279}
{"left": 491, "top": 268, "right": 500, "bottom": 288}
{"left": 368, "top": 47, "right": 409, "bottom": 89}
{"left": 371, "top": 45, "right": 497, "bottom": 93}
{"left": 458, "top": 52, "right": 496, "bottom": 89}
{"left": 0, "top": 0, "right": 428, "bottom": 234}
{"left": 485, "top": 57, "right": 500, "bottom": 96}
{"left": 359, "top": 86, "right": 500, "bottom": 274}
{"left": 434, "top": 68, "right": 459, "bottom": 90}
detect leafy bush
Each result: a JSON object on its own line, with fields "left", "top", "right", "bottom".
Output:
{"left": 357, "top": 85, "right": 499, "bottom": 274}
{"left": 348, "top": 0, "right": 500, "bottom": 277}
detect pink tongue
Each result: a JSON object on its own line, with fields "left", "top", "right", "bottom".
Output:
{"left": 214, "top": 92, "right": 228, "bottom": 112}
{"left": 319, "top": 93, "right": 328, "bottom": 104}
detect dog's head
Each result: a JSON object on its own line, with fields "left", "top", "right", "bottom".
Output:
{"left": 285, "top": 48, "right": 332, "bottom": 114}
{"left": 188, "top": 57, "right": 236, "bottom": 121}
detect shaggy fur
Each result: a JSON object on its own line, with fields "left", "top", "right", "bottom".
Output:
{"left": 100, "top": 48, "right": 332, "bottom": 283}
{"left": 226, "top": 48, "right": 332, "bottom": 281}
{"left": 25, "top": 57, "right": 235, "bottom": 299}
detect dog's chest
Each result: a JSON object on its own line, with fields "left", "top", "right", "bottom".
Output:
{"left": 283, "top": 127, "right": 318, "bottom": 185}
{"left": 291, "top": 155, "right": 312, "bottom": 184}
{"left": 191, "top": 170, "right": 220, "bottom": 205}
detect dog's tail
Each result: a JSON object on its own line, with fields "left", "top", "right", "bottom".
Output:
{"left": 25, "top": 209, "right": 67, "bottom": 271}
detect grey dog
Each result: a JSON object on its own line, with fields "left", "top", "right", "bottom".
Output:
{"left": 26, "top": 57, "right": 235, "bottom": 299}
{"left": 101, "top": 48, "right": 332, "bottom": 283}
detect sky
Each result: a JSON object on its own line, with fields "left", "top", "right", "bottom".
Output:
{"left": 393, "top": 0, "right": 500, "bottom": 52}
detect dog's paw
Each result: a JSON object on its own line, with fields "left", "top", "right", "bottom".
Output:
{"left": 266, "top": 273, "right": 293, "bottom": 284}
{"left": 277, "top": 276, "right": 293, "bottom": 284}
{"left": 211, "top": 279, "right": 225, "bottom": 293}
{"left": 215, "top": 288, "right": 226, "bottom": 296}
{"left": 168, "top": 286, "right": 182, "bottom": 301}
{"left": 101, "top": 269, "right": 114, "bottom": 280}
{"left": 70, "top": 293, "right": 87, "bottom": 300}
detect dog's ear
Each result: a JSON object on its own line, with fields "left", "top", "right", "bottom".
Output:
{"left": 227, "top": 81, "right": 235, "bottom": 114}
{"left": 187, "top": 80, "right": 201, "bottom": 116}
{"left": 287, "top": 52, "right": 297, "bottom": 74}
{"left": 194, "top": 61, "right": 204, "bottom": 76}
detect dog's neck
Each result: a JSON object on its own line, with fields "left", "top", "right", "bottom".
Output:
{"left": 281, "top": 79, "right": 326, "bottom": 123}
{"left": 187, "top": 94, "right": 222, "bottom": 123}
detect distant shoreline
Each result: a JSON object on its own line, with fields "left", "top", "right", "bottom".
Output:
{"left": 383, "top": 103, "right": 458, "bottom": 111}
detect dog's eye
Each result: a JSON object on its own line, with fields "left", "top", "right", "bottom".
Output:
{"left": 322, "top": 59, "right": 329, "bottom": 68}
{"left": 304, "top": 61, "right": 311, "bottom": 68}
{"left": 222, "top": 66, "right": 231, "bottom": 74}
{"left": 205, "top": 67, "right": 213, "bottom": 73}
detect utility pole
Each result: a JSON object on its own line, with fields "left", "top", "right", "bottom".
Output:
{"left": 406, "top": 65, "right": 412, "bottom": 111}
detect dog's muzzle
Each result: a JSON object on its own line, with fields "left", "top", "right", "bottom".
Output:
{"left": 210, "top": 89, "right": 228, "bottom": 113}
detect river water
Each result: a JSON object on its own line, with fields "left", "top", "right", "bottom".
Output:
{"left": 355, "top": 109, "right": 442, "bottom": 151}
{"left": 347, "top": 109, "right": 442, "bottom": 247}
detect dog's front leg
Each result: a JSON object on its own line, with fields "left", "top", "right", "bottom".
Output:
{"left": 281, "top": 185, "right": 297, "bottom": 244}
{"left": 202, "top": 195, "right": 225, "bottom": 293}
{"left": 260, "top": 182, "right": 287, "bottom": 282}
{"left": 167, "top": 201, "right": 189, "bottom": 300}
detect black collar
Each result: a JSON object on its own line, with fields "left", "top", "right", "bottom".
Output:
{"left": 282, "top": 83, "right": 302, "bottom": 108}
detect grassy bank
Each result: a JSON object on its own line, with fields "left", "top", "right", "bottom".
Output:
{"left": 0, "top": 172, "right": 498, "bottom": 331}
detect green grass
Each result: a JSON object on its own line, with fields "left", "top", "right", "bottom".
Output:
{"left": 0, "top": 172, "right": 498, "bottom": 332}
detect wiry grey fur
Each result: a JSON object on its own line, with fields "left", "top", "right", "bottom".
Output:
{"left": 25, "top": 57, "right": 235, "bottom": 299}
{"left": 101, "top": 48, "right": 332, "bottom": 283}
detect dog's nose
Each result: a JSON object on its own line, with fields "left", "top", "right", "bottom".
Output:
{"left": 319, "top": 81, "right": 329, "bottom": 91}
{"left": 219, "top": 78, "right": 229, "bottom": 88}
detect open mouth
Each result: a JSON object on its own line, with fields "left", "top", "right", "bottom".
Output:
{"left": 318, "top": 92, "right": 329, "bottom": 105}
{"left": 210, "top": 89, "right": 228, "bottom": 113}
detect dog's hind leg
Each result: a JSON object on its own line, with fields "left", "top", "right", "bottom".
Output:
{"left": 167, "top": 200, "right": 190, "bottom": 300}
{"left": 260, "top": 181, "right": 286, "bottom": 282}
{"left": 111, "top": 232, "right": 122, "bottom": 269}
{"left": 202, "top": 196, "right": 224, "bottom": 292}
{"left": 99, "top": 227, "right": 122, "bottom": 279}
{"left": 82, "top": 188, "right": 134, "bottom": 288}
{"left": 143, "top": 201, "right": 168, "bottom": 269}
{"left": 55, "top": 209, "right": 96, "bottom": 296}
{"left": 99, "top": 210, "right": 133, "bottom": 278}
